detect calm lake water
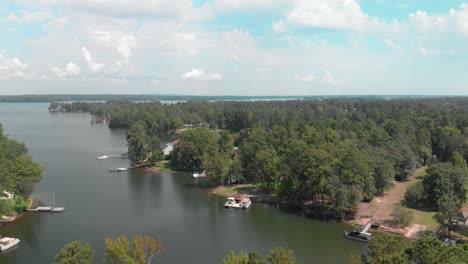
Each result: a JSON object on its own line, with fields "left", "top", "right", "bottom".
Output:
{"left": 0, "top": 103, "right": 365, "bottom": 263}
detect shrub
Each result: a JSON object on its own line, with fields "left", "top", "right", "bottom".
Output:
{"left": 404, "top": 182, "right": 425, "bottom": 209}
{"left": 391, "top": 204, "right": 414, "bottom": 226}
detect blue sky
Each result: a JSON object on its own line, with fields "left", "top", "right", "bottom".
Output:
{"left": 0, "top": 0, "right": 467, "bottom": 95}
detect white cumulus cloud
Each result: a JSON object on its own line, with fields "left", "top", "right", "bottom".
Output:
{"left": 286, "top": 0, "right": 378, "bottom": 32}
{"left": 0, "top": 53, "right": 31, "bottom": 80}
{"left": 65, "top": 62, "right": 81, "bottom": 76}
{"left": 51, "top": 62, "right": 81, "bottom": 79}
{"left": 409, "top": 4, "right": 468, "bottom": 35}
{"left": 82, "top": 47, "right": 104, "bottom": 72}
{"left": 409, "top": 10, "right": 448, "bottom": 32}
{"left": 182, "top": 68, "right": 223, "bottom": 81}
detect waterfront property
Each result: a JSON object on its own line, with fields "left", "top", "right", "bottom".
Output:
{"left": 0, "top": 103, "right": 365, "bottom": 264}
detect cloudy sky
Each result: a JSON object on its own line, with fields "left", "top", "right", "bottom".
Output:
{"left": 0, "top": 0, "right": 467, "bottom": 95}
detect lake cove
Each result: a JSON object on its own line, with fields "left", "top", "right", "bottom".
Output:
{"left": 0, "top": 103, "right": 365, "bottom": 263}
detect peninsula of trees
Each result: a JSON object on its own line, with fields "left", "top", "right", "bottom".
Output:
{"left": 49, "top": 98, "right": 468, "bottom": 221}
{"left": 0, "top": 125, "right": 43, "bottom": 217}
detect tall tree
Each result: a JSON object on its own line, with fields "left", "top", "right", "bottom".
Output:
{"left": 54, "top": 241, "right": 94, "bottom": 264}
{"left": 105, "top": 235, "right": 161, "bottom": 264}
{"left": 171, "top": 128, "right": 219, "bottom": 172}
{"left": 127, "top": 121, "right": 162, "bottom": 163}
{"left": 423, "top": 163, "right": 466, "bottom": 210}
{"left": 127, "top": 121, "right": 151, "bottom": 163}
{"left": 362, "top": 235, "right": 409, "bottom": 264}
{"left": 433, "top": 193, "right": 465, "bottom": 238}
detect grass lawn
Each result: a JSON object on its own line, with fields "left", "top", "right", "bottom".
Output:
{"left": 403, "top": 168, "right": 439, "bottom": 231}
{"left": 213, "top": 184, "right": 256, "bottom": 197}
{"left": 155, "top": 160, "right": 179, "bottom": 172}
{"left": 409, "top": 209, "right": 438, "bottom": 231}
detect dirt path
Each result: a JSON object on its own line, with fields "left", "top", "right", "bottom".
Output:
{"left": 355, "top": 166, "right": 428, "bottom": 224}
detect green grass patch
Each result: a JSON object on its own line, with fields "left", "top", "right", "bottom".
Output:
{"left": 416, "top": 171, "right": 428, "bottom": 180}
{"left": 409, "top": 209, "right": 438, "bottom": 231}
{"left": 156, "top": 160, "right": 179, "bottom": 172}
{"left": 214, "top": 184, "right": 256, "bottom": 197}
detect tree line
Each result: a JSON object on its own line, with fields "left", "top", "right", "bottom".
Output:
{"left": 50, "top": 98, "right": 468, "bottom": 220}
{"left": 359, "top": 234, "right": 468, "bottom": 264}
{"left": 0, "top": 125, "right": 43, "bottom": 216}
{"left": 54, "top": 234, "right": 296, "bottom": 264}
{"left": 54, "top": 234, "right": 161, "bottom": 264}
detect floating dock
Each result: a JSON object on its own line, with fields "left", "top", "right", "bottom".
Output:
{"left": 27, "top": 207, "right": 65, "bottom": 213}
{"left": 108, "top": 163, "right": 152, "bottom": 172}
{"left": 27, "top": 192, "right": 65, "bottom": 213}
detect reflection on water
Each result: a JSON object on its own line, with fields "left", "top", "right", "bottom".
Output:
{"left": 0, "top": 103, "right": 365, "bottom": 263}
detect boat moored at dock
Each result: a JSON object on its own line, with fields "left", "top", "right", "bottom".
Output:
{"left": 27, "top": 193, "right": 65, "bottom": 213}
{"left": 192, "top": 171, "right": 206, "bottom": 178}
{"left": 224, "top": 196, "right": 251, "bottom": 209}
{"left": 344, "top": 222, "right": 372, "bottom": 242}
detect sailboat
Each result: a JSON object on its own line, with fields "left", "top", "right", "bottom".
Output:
{"left": 51, "top": 192, "right": 65, "bottom": 212}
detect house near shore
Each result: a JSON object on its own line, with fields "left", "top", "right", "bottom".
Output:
{"left": 163, "top": 139, "right": 180, "bottom": 156}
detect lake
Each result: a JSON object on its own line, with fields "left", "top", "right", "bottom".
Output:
{"left": 0, "top": 103, "right": 365, "bottom": 263}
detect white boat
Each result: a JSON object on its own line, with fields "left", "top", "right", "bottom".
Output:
{"left": 97, "top": 155, "right": 109, "bottom": 160}
{"left": 0, "top": 236, "right": 20, "bottom": 252}
{"left": 117, "top": 168, "right": 128, "bottom": 171}
{"left": 240, "top": 197, "right": 252, "bottom": 209}
{"left": 224, "top": 196, "right": 251, "bottom": 209}
{"left": 344, "top": 222, "right": 372, "bottom": 242}
{"left": 224, "top": 197, "right": 236, "bottom": 207}
{"left": 192, "top": 171, "right": 206, "bottom": 178}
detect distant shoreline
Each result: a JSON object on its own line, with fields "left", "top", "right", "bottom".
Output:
{"left": 1, "top": 94, "right": 466, "bottom": 103}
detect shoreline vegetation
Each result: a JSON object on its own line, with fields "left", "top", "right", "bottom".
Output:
{"left": 0, "top": 125, "right": 43, "bottom": 227}
{"left": 0, "top": 197, "right": 39, "bottom": 227}
{"left": 49, "top": 98, "right": 468, "bottom": 242}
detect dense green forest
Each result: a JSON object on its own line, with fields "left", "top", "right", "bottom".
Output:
{"left": 359, "top": 234, "right": 468, "bottom": 264}
{"left": 49, "top": 98, "right": 468, "bottom": 221}
{"left": 0, "top": 125, "right": 43, "bottom": 216}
